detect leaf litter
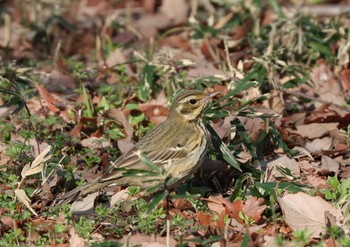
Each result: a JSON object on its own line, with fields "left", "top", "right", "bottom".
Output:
{"left": 0, "top": 0, "right": 350, "bottom": 246}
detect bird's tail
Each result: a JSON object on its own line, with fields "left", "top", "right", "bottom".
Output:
{"left": 56, "top": 179, "right": 112, "bottom": 205}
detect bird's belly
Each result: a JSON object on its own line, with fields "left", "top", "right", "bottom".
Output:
{"left": 166, "top": 138, "right": 207, "bottom": 179}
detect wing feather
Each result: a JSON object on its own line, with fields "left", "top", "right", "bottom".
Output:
{"left": 98, "top": 145, "right": 189, "bottom": 182}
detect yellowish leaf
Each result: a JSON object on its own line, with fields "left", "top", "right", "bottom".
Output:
{"left": 21, "top": 145, "right": 52, "bottom": 178}
{"left": 14, "top": 189, "right": 37, "bottom": 216}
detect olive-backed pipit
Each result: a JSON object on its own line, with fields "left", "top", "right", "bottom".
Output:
{"left": 57, "top": 90, "right": 218, "bottom": 203}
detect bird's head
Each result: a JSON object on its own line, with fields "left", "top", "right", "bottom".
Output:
{"left": 169, "top": 90, "right": 219, "bottom": 122}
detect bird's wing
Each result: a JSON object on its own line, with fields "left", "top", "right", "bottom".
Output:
{"left": 98, "top": 145, "right": 188, "bottom": 182}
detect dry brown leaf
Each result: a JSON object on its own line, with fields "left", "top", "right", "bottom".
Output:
{"left": 206, "top": 194, "right": 244, "bottom": 223}
{"left": 238, "top": 116, "right": 266, "bottom": 143}
{"left": 105, "top": 109, "right": 133, "bottom": 139}
{"left": 305, "top": 175, "right": 328, "bottom": 188}
{"left": 286, "top": 112, "right": 306, "bottom": 126}
{"left": 69, "top": 227, "right": 88, "bottom": 247}
{"left": 120, "top": 233, "right": 177, "bottom": 247}
{"left": 110, "top": 189, "right": 129, "bottom": 207}
{"left": 340, "top": 68, "right": 350, "bottom": 90}
{"left": 91, "top": 232, "right": 104, "bottom": 242}
{"left": 197, "top": 211, "right": 216, "bottom": 227}
{"left": 36, "top": 84, "right": 60, "bottom": 112}
{"left": 279, "top": 192, "right": 343, "bottom": 238}
{"left": 288, "top": 123, "right": 338, "bottom": 139}
{"left": 21, "top": 145, "right": 52, "bottom": 179}
{"left": 304, "top": 137, "right": 333, "bottom": 152}
{"left": 320, "top": 155, "right": 339, "bottom": 173}
{"left": 206, "top": 194, "right": 230, "bottom": 215}
{"left": 160, "top": 0, "right": 189, "bottom": 25}
{"left": 81, "top": 137, "right": 111, "bottom": 149}
{"left": 311, "top": 62, "right": 344, "bottom": 106}
{"left": 340, "top": 165, "right": 350, "bottom": 179}
{"left": 0, "top": 152, "right": 10, "bottom": 168}
{"left": 291, "top": 146, "right": 314, "bottom": 160}
{"left": 242, "top": 197, "right": 267, "bottom": 223}
{"left": 187, "top": 53, "right": 229, "bottom": 80}
{"left": 36, "top": 84, "right": 69, "bottom": 121}
{"left": 70, "top": 192, "right": 98, "bottom": 213}
{"left": 172, "top": 198, "right": 192, "bottom": 210}
{"left": 134, "top": 13, "right": 171, "bottom": 38}
{"left": 104, "top": 48, "right": 133, "bottom": 76}
{"left": 138, "top": 103, "right": 168, "bottom": 125}
{"left": 28, "top": 140, "right": 51, "bottom": 158}
{"left": 210, "top": 116, "right": 235, "bottom": 139}
{"left": 70, "top": 121, "right": 83, "bottom": 138}
{"left": 42, "top": 68, "right": 76, "bottom": 93}
{"left": 265, "top": 155, "right": 300, "bottom": 182}
{"left": 15, "top": 189, "right": 37, "bottom": 216}
{"left": 263, "top": 235, "right": 294, "bottom": 247}
{"left": 1, "top": 216, "right": 16, "bottom": 229}
{"left": 268, "top": 90, "right": 285, "bottom": 114}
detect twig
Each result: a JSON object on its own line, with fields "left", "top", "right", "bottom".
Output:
{"left": 166, "top": 218, "right": 170, "bottom": 247}
{"left": 223, "top": 39, "right": 234, "bottom": 77}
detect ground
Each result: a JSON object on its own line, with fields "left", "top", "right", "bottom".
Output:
{"left": 0, "top": 0, "right": 350, "bottom": 246}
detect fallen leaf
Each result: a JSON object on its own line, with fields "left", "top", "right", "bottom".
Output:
{"left": 307, "top": 112, "right": 350, "bottom": 129}
{"left": 292, "top": 146, "right": 314, "bottom": 160}
{"left": 279, "top": 192, "right": 343, "bottom": 238}
{"left": 172, "top": 198, "right": 192, "bottom": 210}
{"left": 340, "top": 165, "right": 350, "bottom": 179}
{"left": 120, "top": 233, "right": 177, "bottom": 247}
{"left": 1, "top": 216, "right": 17, "bottom": 229}
{"left": 269, "top": 90, "right": 285, "bottom": 114}
{"left": 28, "top": 139, "right": 50, "bottom": 158}
{"left": 340, "top": 68, "right": 350, "bottom": 90}
{"left": 320, "top": 155, "right": 339, "bottom": 173}
{"left": 15, "top": 189, "right": 37, "bottom": 216}
{"left": 265, "top": 155, "right": 300, "bottom": 182}
{"left": 206, "top": 194, "right": 244, "bottom": 223}
{"left": 81, "top": 137, "right": 111, "bottom": 149}
{"left": 69, "top": 227, "right": 88, "bottom": 247}
{"left": 70, "top": 121, "right": 83, "bottom": 138}
{"left": 36, "top": 84, "right": 59, "bottom": 112}
{"left": 70, "top": 192, "right": 98, "bottom": 213}
{"left": 187, "top": 54, "right": 229, "bottom": 80}
{"left": 304, "top": 137, "right": 333, "bottom": 152}
{"left": 42, "top": 68, "right": 76, "bottom": 93}
{"left": 305, "top": 175, "right": 328, "bottom": 188}
{"left": 160, "top": 0, "right": 189, "bottom": 25}
{"left": 311, "top": 62, "right": 344, "bottom": 107}
{"left": 281, "top": 112, "right": 306, "bottom": 126}
{"left": 138, "top": 103, "right": 168, "bottom": 124}
{"left": 36, "top": 84, "right": 69, "bottom": 121}
{"left": 242, "top": 197, "right": 267, "bottom": 223}
{"left": 288, "top": 123, "right": 338, "bottom": 139}
{"left": 21, "top": 145, "right": 52, "bottom": 178}
{"left": 210, "top": 116, "right": 235, "bottom": 139}
{"left": 110, "top": 189, "right": 129, "bottom": 207}
{"left": 105, "top": 109, "right": 133, "bottom": 139}
{"left": 198, "top": 211, "right": 216, "bottom": 227}
{"left": 105, "top": 48, "right": 133, "bottom": 75}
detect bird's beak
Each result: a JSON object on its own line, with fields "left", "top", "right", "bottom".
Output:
{"left": 205, "top": 91, "right": 220, "bottom": 101}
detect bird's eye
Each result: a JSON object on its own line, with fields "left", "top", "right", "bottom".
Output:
{"left": 189, "top": 99, "right": 197, "bottom": 105}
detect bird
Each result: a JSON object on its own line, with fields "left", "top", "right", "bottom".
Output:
{"left": 57, "top": 89, "right": 219, "bottom": 204}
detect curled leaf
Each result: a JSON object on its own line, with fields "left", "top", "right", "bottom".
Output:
{"left": 15, "top": 189, "right": 37, "bottom": 216}
{"left": 21, "top": 145, "right": 52, "bottom": 179}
